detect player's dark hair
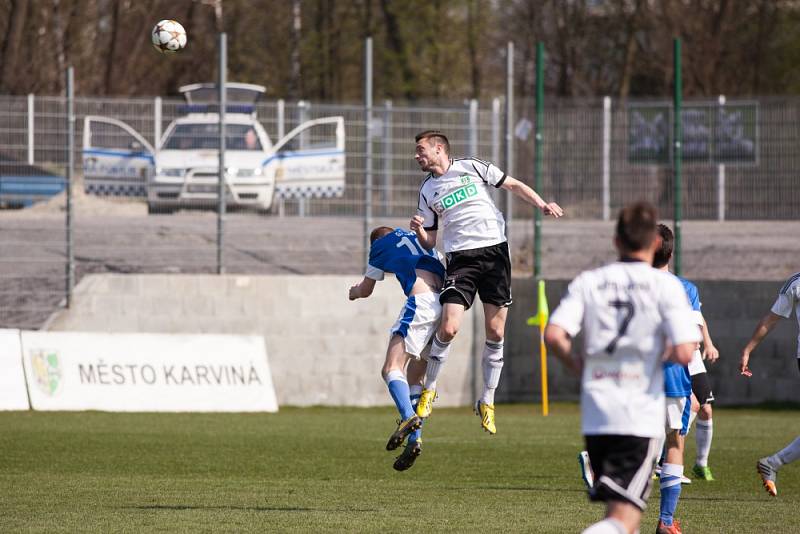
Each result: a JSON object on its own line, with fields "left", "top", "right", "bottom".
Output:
{"left": 652, "top": 223, "right": 674, "bottom": 268}
{"left": 370, "top": 226, "right": 394, "bottom": 243}
{"left": 615, "top": 201, "right": 657, "bottom": 252}
{"left": 415, "top": 130, "right": 450, "bottom": 155}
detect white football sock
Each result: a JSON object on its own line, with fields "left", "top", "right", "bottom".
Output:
{"left": 481, "top": 339, "right": 504, "bottom": 405}
{"left": 383, "top": 369, "right": 406, "bottom": 386}
{"left": 775, "top": 436, "right": 800, "bottom": 466}
{"left": 694, "top": 419, "right": 713, "bottom": 467}
{"left": 424, "top": 334, "right": 451, "bottom": 390}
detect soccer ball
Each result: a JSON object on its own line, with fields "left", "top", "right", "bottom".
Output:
{"left": 151, "top": 20, "right": 187, "bottom": 53}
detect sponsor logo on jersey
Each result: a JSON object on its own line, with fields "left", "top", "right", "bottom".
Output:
{"left": 434, "top": 183, "right": 478, "bottom": 212}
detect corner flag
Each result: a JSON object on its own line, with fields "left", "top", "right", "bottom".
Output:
{"left": 526, "top": 279, "right": 550, "bottom": 416}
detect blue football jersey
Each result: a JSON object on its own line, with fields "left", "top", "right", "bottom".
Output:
{"left": 365, "top": 229, "right": 445, "bottom": 296}
{"left": 664, "top": 276, "right": 700, "bottom": 397}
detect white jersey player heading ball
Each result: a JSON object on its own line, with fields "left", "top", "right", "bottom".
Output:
{"left": 545, "top": 201, "right": 701, "bottom": 534}
{"left": 409, "top": 129, "right": 563, "bottom": 435}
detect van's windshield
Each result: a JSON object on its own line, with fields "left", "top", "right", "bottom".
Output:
{"left": 162, "top": 123, "right": 262, "bottom": 151}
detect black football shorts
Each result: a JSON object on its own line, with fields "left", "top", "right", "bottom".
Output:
{"left": 585, "top": 434, "right": 661, "bottom": 511}
{"left": 440, "top": 242, "right": 512, "bottom": 310}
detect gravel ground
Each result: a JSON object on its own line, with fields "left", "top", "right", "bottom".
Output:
{"left": 2, "top": 200, "right": 798, "bottom": 328}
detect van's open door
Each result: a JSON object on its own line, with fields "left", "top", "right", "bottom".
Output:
{"left": 82, "top": 116, "right": 155, "bottom": 197}
{"left": 266, "top": 117, "right": 345, "bottom": 200}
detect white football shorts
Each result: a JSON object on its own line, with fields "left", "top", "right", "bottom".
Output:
{"left": 389, "top": 291, "right": 442, "bottom": 358}
{"left": 665, "top": 396, "right": 690, "bottom": 434}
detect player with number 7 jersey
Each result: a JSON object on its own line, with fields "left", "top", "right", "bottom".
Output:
{"left": 550, "top": 258, "right": 699, "bottom": 437}
{"left": 544, "top": 202, "right": 701, "bottom": 534}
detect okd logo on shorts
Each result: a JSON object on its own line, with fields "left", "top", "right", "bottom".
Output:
{"left": 29, "top": 349, "right": 63, "bottom": 396}
{"left": 434, "top": 183, "right": 478, "bottom": 213}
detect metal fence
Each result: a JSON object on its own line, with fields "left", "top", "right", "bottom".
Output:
{"left": 1, "top": 91, "right": 798, "bottom": 328}
{"left": 2, "top": 93, "right": 797, "bottom": 219}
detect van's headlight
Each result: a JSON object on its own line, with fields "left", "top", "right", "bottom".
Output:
{"left": 159, "top": 168, "right": 186, "bottom": 177}
{"left": 236, "top": 167, "right": 262, "bottom": 177}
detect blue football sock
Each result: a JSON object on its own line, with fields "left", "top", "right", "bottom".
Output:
{"left": 659, "top": 463, "right": 683, "bottom": 526}
{"left": 385, "top": 370, "right": 415, "bottom": 420}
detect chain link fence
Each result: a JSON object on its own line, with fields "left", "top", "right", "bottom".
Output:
{"left": 0, "top": 91, "right": 796, "bottom": 328}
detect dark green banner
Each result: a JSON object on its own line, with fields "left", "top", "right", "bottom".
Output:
{"left": 627, "top": 102, "right": 757, "bottom": 165}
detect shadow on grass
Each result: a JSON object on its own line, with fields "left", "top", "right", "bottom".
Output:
{"left": 123, "top": 505, "right": 378, "bottom": 513}
{"left": 720, "top": 402, "right": 800, "bottom": 411}
{"left": 470, "top": 485, "right": 587, "bottom": 494}
{"left": 679, "top": 496, "right": 769, "bottom": 503}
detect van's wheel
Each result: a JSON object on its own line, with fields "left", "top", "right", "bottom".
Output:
{"left": 258, "top": 199, "right": 274, "bottom": 215}
{"left": 148, "top": 203, "right": 174, "bottom": 215}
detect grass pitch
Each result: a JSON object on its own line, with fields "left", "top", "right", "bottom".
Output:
{"left": 1, "top": 404, "right": 797, "bottom": 533}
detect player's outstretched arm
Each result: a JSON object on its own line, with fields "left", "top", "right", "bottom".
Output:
{"left": 500, "top": 176, "right": 564, "bottom": 218}
{"left": 410, "top": 214, "right": 437, "bottom": 250}
{"left": 544, "top": 324, "right": 582, "bottom": 375}
{"left": 349, "top": 277, "right": 376, "bottom": 301}
{"left": 739, "top": 311, "right": 783, "bottom": 375}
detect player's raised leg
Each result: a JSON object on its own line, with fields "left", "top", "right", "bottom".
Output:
{"left": 382, "top": 335, "right": 421, "bottom": 451}
{"left": 393, "top": 356, "right": 427, "bottom": 471}
{"left": 418, "top": 303, "right": 463, "bottom": 418}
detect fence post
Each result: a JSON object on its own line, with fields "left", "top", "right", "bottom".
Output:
{"left": 277, "top": 99, "right": 285, "bottom": 139}
{"left": 154, "top": 96, "right": 162, "bottom": 150}
{"left": 491, "top": 97, "right": 501, "bottom": 203}
{"left": 505, "top": 41, "right": 514, "bottom": 225}
{"left": 217, "top": 32, "right": 227, "bottom": 275}
{"left": 364, "top": 37, "right": 373, "bottom": 266}
{"left": 468, "top": 99, "right": 478, "bottom": 156}
{"left": 382, "top": 99, "right": 392, "bottom": 215}
{"left": 717, "top": 94, "right": 726, "bottom": 221}
{"left": 65, "top": 68, "right": 75, "bottom": 308}
{"left": 277, "top": 98, "right": 285, "bottom": 217}
{"left": 673, "top": 38, "right": 683, "bottom": 276}
{"left": 602, "top": 96, "right": 611, "bottom": 221}
{"left": 297, "top": 100, "right": 310, "bottom": 217}
{"left": 533, "top": 42, "right": 544, "bottom": 280}
{"left": 27, "top": 94, "right": 34, "bottom": 165}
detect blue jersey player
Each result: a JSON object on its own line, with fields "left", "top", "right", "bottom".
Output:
{"left": 349, "top": 226, "right": 445, "bottom": 471}
{"left": 652, "top": 224, "right": 703, "bottom": 534}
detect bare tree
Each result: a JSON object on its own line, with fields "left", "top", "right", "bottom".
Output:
{"left": 0, "top": 0, "right": 30, "bottom": 93}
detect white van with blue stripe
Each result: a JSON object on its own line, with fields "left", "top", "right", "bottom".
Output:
{"left": 82, "top": 83, "right": 345, "bottom": 214}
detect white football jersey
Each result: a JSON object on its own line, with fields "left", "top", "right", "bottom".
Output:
{"left": 549, "top": 260, "right": 702, "bottom": 438}
{"left": 771, "top": 272, "right": 800, "bottom": 358}
{"left": 417, "top": 158, "right": 507, "bottom": 253}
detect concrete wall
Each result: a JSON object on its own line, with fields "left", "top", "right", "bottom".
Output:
{"left": 45, "top": 274, "right": 479, "bottom": 407}
{"left": 45, "top": 274, "right": 799, "bottom": 406}
{"left": 501, "top": 278, "right": 800, "bottom": 405}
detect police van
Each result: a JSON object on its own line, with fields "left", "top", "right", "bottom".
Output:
{"left": 82, "top": 83, "right": 345, "bottom": 213}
